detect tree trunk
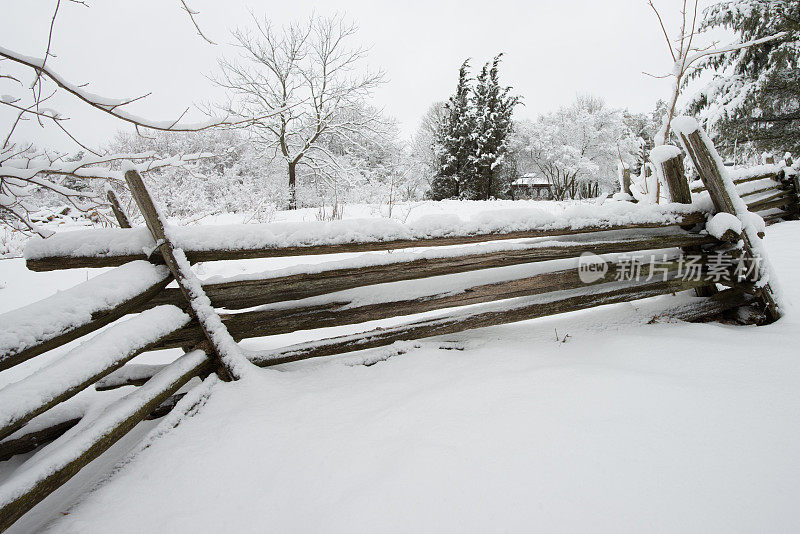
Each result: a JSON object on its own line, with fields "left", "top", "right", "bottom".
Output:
{"left": 288, "top": 161, "right": 297, "bottom": 210}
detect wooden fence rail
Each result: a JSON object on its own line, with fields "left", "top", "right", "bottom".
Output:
{"left": 3, "top": 230, "right": 718, "bottom": 372}
{"left": 690, "top": 170, "right": 782, "bottom": 193}
{"left": 24, "top": 212, "right": 708, "bottom": 272}
{"left": 95, "top": 281, "right": 752, "bottom": 391}
{"left": 690, "top": 167, "right": 799, "bottom": 223}
{"left": 248, "top": 284, "right": 753, "bottom": 368}
{"left": 144, "top": 230, "right": 717, "bottom": 311}
{"left": 0, "top": 351, "right": 212, "bottom": 533}
{"left": 0, "top": 274, "right": 172, "bottom": 372}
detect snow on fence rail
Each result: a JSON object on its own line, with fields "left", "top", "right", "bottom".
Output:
{"left": 0, "top": 262, "right": 172, "bottom": 371}
{"left": 23, "top": 203, "right": 708, "bottom": 271}
{"left": 0, "top": 119, "right": 792, "bottom": 532}
{"left": 0, "top": 306, "right": 190, "bottom": 443}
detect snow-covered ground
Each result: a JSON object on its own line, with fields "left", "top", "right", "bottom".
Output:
{"left": 1, "top": 205, "right": 799, "bottom": 533}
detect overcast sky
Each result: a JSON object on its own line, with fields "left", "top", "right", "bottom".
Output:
{"left": 2, "top": 0, "right": 718, "bottom": 151}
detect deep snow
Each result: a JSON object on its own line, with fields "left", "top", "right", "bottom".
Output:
{"left": 0, "top": 221, "right": 792, "bottom": 534}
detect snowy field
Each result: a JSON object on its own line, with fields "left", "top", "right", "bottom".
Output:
{"left": 0, "top": 203, "right": 799, "bottom": 533}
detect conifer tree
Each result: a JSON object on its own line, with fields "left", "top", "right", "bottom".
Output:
{"left": 429, "top": 56, "right": 520, "bottom": 200}
{"left": 686, "top": 0, "right": 800, "bottom": 157}
{"left": 429, "top": 60, "right": 475, "bottom": 200}
{"left": 469, "top": 54, "right": 522, "bottom": 200}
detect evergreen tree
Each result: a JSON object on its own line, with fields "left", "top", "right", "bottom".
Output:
{"left": 429, "top": 60, "right": 475, "bottom": 200}
{"left": 686, "top": 0, "right": 800, "bottom": 157}
{"left": 469, "top": 54, "right": 521, "bottom": 200}
{"left": 429, "top": 56, "right": 520, "bottom": 200}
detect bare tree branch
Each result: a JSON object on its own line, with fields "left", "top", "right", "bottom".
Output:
{"left": 0, "top": 1, "right": 290, "bottom": 236}
{"left": 648, "top": 0, "right": 788, "bottom": 146}
{"left": 178, "top": 0, "right": 217, "bottom": 45}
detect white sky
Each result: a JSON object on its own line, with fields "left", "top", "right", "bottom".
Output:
{"left": 1, "top": 0, "right": 718, "bottom": 151}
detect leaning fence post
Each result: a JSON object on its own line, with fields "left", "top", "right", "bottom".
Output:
{"left": 657, "top": 151, "right": 691, "bottom": 204}
{"left": 652, "top": 147, "right": 717, "bottom": 298}
{"left": 674, "top": 118, "right": 781, "bottom": 321}
{"left": 124, "top": 169, "right": 247, "bottom": 380}
{"left": 106, "top": 187, "right": 131, "bottom": 228}
{"left": 621, "top": 168, "right": 633, "bottom": 197}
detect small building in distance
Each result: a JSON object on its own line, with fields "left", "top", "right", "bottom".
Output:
{"left": 511, "top": 174, "right": 552, "bottom": 200}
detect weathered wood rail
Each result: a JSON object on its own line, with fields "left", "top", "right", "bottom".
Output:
{"left": 690, "top": 166, "right": 799, "bottom": 223}
{"left": 0, "top": 118, "right": 789, "bottom": 532}
{"left": 23, "top": 212, "right": 708, "bottom": 272}
{"left": 0, "top": 272, "right": 172, "bottom": 372}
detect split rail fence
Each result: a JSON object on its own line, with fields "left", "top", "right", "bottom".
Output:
{"left": 0, "top": 120, "right": 796, "bottom": 531}
{"left": 689, "top": 159, "right": 799, "bottom": 225}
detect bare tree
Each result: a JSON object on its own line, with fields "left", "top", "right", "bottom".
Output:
{"left": 646, "top": 0, "right": 788, "bottom": 146}
{"left": 410, "top": 101, "right": 447, "bottom": 188}
{"left": 214, "top": 12, "right": 386, "bottom": 209}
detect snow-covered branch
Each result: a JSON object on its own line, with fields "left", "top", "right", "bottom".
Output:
{"left": 684, "top": 31, "right": 788, "bottom": 66}
{"left": 0, "top": 151, "right": 211, "bottom": 238}
{"left": 0, "top": 1, "right": 258, "bottom": 239}
{"left": 649, "top": 1, "right": 789, "bottom": 146}
{"left": 0, "top": 45, "right": 281, "bottom": 135}
{"left": 0, "top": 0, "right": 298, "bottom": 158}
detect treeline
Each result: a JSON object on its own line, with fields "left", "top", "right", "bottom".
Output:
{"left": 100, "top": 123, "right": 427, "bottom": 221}
{"left": 16, "top": 1, "right": 800, "bottom": 226}
{"left": 416, "top": 60, "right": 657, "bottom": 202}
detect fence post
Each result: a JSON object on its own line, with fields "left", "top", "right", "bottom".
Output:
{"left": 106, "top": 188, "right": 131, "bottom": 228}
{"left": 658, "top": 153, "right": 692, "bottom": 204}
{"left": 124, "top": 169, "right": 245, "bottom": 381}
{"left": 654, "top": 150, "right": 717, "bottom": 298}
{"left": 675, "top": 119, "right": 781, "bottom": 321}
{"left": 778, "top": 159, "right": 800, "bottom": 221}
{"left": 621, "top": 168, "right": 635, "bottom": 199}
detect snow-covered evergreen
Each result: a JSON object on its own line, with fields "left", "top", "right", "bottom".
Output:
{"left": 469, "top": 55, "right": 522, "bottom": 200}
{"left": 429, "top": 60, "right": 475, "bottom": 200}
{"left": 429, "top": 57, "right": 520, "bottom": 200}
{"left": 687, "top": 0, "right": 800, "bottom": 158}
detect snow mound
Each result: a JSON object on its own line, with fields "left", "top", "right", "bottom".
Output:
{"left": 705, "top": 213, "right": 742, "bottom": 240}
{"left": 650, "top": 145, "right": 683, "bottom": 165}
